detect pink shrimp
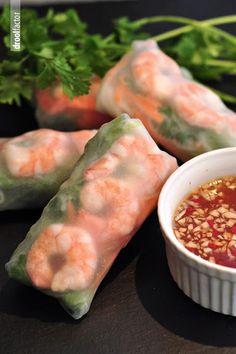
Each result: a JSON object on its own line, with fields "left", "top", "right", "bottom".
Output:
{"left": 80, "top": 177, "right": 139, "bottom": 240}
{"left": 80, "top": 132, "right": 176, "bottom": 243}
{"left": 97, "top": 46, "right": 165, "bottom": 140}
{"left": 106, "top": 134, "right": 175, "bottom": 195}
{"left": 84, "top": 154, "right": 120, "bottom": 181}
{"left": 172, "top": 81, "right": 236, "bottom": 132}
{"left": 131, "top": 45, "right": 182, "bottom": 97}
{"left": 2, "top": 129, "right": 77, "bottom": 178}
{"left": 129, "top": 42, "right": 236, "bottom": 134}
{"left": 26, "top": 224, "right": 98, "bottom": 292}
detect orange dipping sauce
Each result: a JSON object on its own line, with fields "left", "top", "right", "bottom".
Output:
{"left": 173, "top": 176, "right": 236, "bottom": 268}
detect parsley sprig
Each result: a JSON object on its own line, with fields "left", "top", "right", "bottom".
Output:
{"left": 0, "top": 6, "right": 235, "bottom": 105}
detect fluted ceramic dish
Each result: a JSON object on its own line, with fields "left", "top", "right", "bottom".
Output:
{"left": 158, "top": 147, "right": 236, "bottom": 316}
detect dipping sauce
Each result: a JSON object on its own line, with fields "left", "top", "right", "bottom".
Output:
{"left": 173, "top": 175, "right": 236, "bottom": 268}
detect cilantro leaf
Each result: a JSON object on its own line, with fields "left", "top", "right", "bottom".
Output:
{"left": 113, "top": 17, "right": 149, "bottom": 45}
{"left": 0, "top": 5, "right": 10, "bottom": 32}
{"left": 0, "top": 75, "right": 32, "bottom": 105}
{"left": 36, "top": 61, "right": 56, "bottom": 89}
{"left": 52, "top": 9, "right": 87, "bottom": 38}
{"left": 51, "top": 56, "right": 91, "bottom": 98}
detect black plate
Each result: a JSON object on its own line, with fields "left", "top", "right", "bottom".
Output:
{"left": 1, "top": 1, "right": 236, "bottom": 353}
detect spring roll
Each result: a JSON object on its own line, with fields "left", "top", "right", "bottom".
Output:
{"left": 35, "top": 76, "right": 111, "bottom": 131}
{"left": 97, "top": 40, "right": 236, "bottom": 161}
{"left": 6, "top": 114, "right": 177, "bottom": 319}
{"left": 0, "top": 129, "right": 96, "bottom": 210}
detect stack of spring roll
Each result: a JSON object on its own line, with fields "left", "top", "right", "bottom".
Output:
{"left": 5, "top": 38, "right": 236, "bottom": 319}
{"left": 36, "top": 39, "right": 236, "bottom": 161}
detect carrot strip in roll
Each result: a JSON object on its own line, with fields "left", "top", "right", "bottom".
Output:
{"left": 36, "top": 76, "right": 111, "bottom": 131}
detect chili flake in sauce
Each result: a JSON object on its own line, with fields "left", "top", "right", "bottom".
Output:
{"left": 173, "top": 176, "right": 236, "bottom": 268}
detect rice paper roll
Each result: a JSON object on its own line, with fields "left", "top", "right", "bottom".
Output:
{"left": 6, "top": 114, "right": 177, "bottom": 319}
{"left": 0, "top": 129, "right": 96, "bottom": 210}
{"left": 97, "top": 40, "right": 236, "bottom": 161}
{"left": 35, "top": 76, "right": 111, "bottom": 131}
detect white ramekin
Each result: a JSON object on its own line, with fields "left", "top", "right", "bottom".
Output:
{"left": 158, "top": 147, "right": 236, "bottom": 316}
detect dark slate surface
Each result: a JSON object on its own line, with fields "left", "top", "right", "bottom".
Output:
{"left": 0, "top": 1, "right": 236, "bottom": 353}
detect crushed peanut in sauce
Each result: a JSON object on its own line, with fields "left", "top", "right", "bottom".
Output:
{"left": 173, "top": 176, "right": 236, "bottom": 268}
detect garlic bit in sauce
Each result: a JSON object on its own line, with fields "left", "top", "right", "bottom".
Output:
{"left": 173, "top": 176, "right": 236, "bottom": 268}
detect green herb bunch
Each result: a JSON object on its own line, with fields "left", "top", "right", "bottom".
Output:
{"left": 0, "top": 5, "right": 235, "bottom": 105}
{"left": 0, "top": 6, "right": 132, "bottom": 105}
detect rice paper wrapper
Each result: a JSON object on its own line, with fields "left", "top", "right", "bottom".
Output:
{"left": 97, "top": 40, "right": 236, "bottom": 161}
{"left": 0, "top": 129, "right": 96, "bottom": 210}
{"left": 6, "top": 114, "right": 177, "bottom": 319}
{"left": 35, "top": 77, "right": 111, "bottom": 131}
